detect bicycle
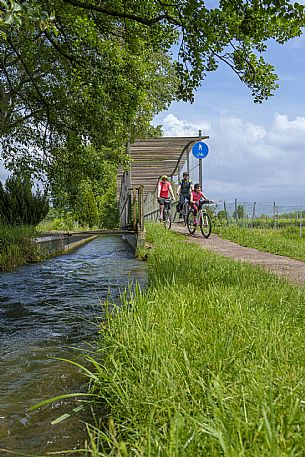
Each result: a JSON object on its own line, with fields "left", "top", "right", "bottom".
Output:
{"left": 187, "top": 199, "right": 214, "bottom": 238}
{"left": 174, "top": 196, "right": 190, "bottom": 225}
{"left": 159, "top": 198, "right": 172, "bottom": 230}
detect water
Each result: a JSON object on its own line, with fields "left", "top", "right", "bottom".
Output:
{"left": 0, "top": 236, "right": 146, "bottom": 455}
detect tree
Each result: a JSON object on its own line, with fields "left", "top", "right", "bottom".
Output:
{"left": 0, "top": 174, "right": 49, "bottom": 225}
{"left": 74, "top": 178, "right": 98, "bottom": 227}
{"left": 0, "top": 0, "right": 177, "bottom": 177}
{"left": 0, "top": 0, "right": 304, "bottom": 177}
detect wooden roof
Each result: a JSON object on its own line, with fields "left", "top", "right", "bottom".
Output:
{"left": 118, "top": 136, "right": 208, "bottom": 199}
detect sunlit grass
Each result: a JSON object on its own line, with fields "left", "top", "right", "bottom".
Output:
{"left": 214, "top": 224, "right": 305, "bottom": 261}
{"left": 83, "top": 223, "right": 305, "bottom": 455}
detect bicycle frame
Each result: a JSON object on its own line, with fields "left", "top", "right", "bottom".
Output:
{"left": 187, "top": 200, "right": 212, "bottom": 238}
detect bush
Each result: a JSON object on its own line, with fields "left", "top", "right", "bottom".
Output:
{"left": 0, "top": 175, "right": 49, "bottom": 226}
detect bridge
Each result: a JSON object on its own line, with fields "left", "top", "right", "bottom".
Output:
{"left": 118, "top": 134, "right": 208, "bottom": 232}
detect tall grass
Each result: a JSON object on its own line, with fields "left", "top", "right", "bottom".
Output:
{"left": 83, "top": 223, "right": 305, "bottom": 456}
{"left": 214, "top": 225, "right": 305, "bottom": 261}
{"left": 0, "top": 223, "right": 40, "bottom": 271}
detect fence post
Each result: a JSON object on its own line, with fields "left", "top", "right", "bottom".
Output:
{"left": 251, "top": 202, "right": 256, "bottom": 227}
{"left": 300, "top": 205, "right": 303, "bottom": 238}
{"left": 235, "top": 198, "right": 238, "bottom": 225}
{"left": 223, "top": 201, "right": 229, "bottom": 225}
{"left": 273, "top": 201, "right": 276, "bottom": 229}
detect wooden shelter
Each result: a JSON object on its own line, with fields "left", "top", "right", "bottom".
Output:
{"left": 118, "top": 136, "right": 209, "bottom": 228}
{"left": 118, "top": 136, "right": 208, "bottom": 200}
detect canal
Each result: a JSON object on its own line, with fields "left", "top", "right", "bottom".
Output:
{"left": 0, "top": 236, "right": 146, "bottom": 455}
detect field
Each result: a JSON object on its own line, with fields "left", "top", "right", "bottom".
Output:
{"left": 214, "top": 224, "right": 305, "bottom": 262}
{"left": 84, "top": 223, "right": 305, "bottom": 456}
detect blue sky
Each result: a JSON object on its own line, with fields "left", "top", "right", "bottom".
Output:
{"left": 1, "top": 12, "right": 305, "bottom": 209}
{"left": 153, "top": 32, "right": 305, "bottom": 207}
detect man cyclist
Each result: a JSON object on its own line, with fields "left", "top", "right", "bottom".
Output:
{"left": 157, "top": 175, "right": 175, "bottom": 220}
{"left": 177, "top": 172, "right": 194, "bottom": 217}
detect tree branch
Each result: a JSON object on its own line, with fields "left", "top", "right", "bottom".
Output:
{"left": 63, "top": 0, "right": 181, "bottom": 26}
{"left": 7, "top": 37, "right": 51, "bottom": 121}
{"left": 44, "top": 31, "right": 86, "bottom": 68}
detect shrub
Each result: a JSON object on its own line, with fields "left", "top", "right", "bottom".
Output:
{"left": 0, "top": 175, "right": 49, "bottom": 226}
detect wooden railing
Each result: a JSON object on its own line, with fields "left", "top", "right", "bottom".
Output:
{"left": 119, "top": 171, "right": 144, "bottom": 232}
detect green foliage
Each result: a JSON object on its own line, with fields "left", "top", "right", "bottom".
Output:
{"left": 74, "top": 179, "right": 99, "bottom": 228}
{"left": 233, "top": 204, "right": 246, "bottom": 220}
{"left": 0, "top": 222, "right": 41, "bottom": 271}
{"left": 83, "top": 223, "right": 305, "bottom": 455}
{"left": 0, "top": 175, "right": 49, "bottom": 225}
{"left": 48, "top": 145, "right": 119, "bottom": 229}
{"left": 96, "top": 184, "right": 119, "bottom": 230}
{"left": 1, "top": 0, "right": 305, "bottom": 178}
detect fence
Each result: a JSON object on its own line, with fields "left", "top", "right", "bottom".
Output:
{"left": 216, "top": 200, "right": 305, "bottom": 236}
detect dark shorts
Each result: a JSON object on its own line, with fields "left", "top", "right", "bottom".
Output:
{"left": 158, "top": 198, "right": 171, "bottom": 209}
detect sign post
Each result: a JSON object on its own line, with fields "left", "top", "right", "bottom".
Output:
{"left": 191, "top": 139, "right": 209, "bottom": 188}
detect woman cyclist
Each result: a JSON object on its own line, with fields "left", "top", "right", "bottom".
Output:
{"left": 190, "top": 183, "right": 211, "bottom": 225}
{"left": 157, "top": 175, "right": 175, "bottom": 220}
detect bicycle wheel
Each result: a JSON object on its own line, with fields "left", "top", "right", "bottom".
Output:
{"left": 200, "top": 211, "right": 212, "bottom": 238}
{"left": 183, "top": 203, "right": 189, "bottom": 226}
{"left": 186, "top": 209, "right": 196, "bottom": 234}
{"left": 173, "top": 206, "right": 180, "bottom": 223}
{"left": 164, "top": 209, "right": 172, "bottom": 230}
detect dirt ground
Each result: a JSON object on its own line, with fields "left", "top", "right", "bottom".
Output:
{"left": 172, "top": 224, "right": 305, "bottom": 287}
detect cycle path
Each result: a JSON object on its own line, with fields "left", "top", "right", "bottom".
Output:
{"left": 172, "top": 224, "right": 305, "bottom": 286}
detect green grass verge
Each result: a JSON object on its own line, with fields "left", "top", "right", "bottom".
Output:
{"left": 86, "top": 223, "right": 305, "bottom": 456}
{"left": 0, "top": 223, "right": 41, "bottom": 271}
{"left": 214, "top": 224, "right": 305, "bottom": 261}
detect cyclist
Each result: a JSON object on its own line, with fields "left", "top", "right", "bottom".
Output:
{"left": 177, "top": 171, "right": 194, "bottom": 217}
{"left": 190, "top": 183, "right": 211, "bottom": 225}
{"left": 157, "top": 175, "right": 175, "bottom": 220}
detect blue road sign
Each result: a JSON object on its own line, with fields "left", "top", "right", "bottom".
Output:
{"left": 192, "top": 141, "right": 209, "bottom": 159}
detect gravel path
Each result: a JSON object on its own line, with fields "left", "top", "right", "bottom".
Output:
{"left": 172, "top": 224, "right": 305, "bottom": 286}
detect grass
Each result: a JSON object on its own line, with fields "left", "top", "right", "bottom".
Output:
{"left": 81, "top": 223, "right": 305, "bottom": 456}
{"left": 214, "top": 224, "right": 305, "bottom": 262}
{"left": 0, "top": 223, "right": 41, "bottom": 271}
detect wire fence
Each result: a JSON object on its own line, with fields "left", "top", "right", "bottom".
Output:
{"left": 217, "top": 200, "right": 304, "bottom": 235}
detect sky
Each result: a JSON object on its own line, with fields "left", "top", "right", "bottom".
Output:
{"left": 153, "top": 30, "right": 305, "bottom": 208}
{"left": 1, "top": 7, "right": 305, "bottom": 210}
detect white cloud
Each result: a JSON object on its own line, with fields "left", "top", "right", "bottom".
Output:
{"left": 159, "top": 113, "right": 305, "bottom": 203}
{"left": 162, "top": 114, "right": 211, "bottom": 137}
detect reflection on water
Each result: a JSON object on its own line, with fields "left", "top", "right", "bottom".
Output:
{"left": 0, "top": 236, "right": 146, "bottom": 455}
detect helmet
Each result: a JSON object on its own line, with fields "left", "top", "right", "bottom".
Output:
{"left": 160, "top": 175, "right": 168, "bottom": 181}
{"left": 183, "top": 171, "right": 189, "bottom": 177}
{"left": 194, "top": 183, "right": 201, "bottom": 189}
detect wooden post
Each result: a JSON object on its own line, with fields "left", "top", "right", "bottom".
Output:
{"left": 187, "top": 146, "right": 190, "bottom": 174}
{"left": 273, "top": 201, "right": 276, "bottom": 229}
{"left": 133, "top": 188, "right": 137, "bottom": 230}
{"left": 300, "top": 206, "right": 303, "bottom": 238}
{"left": 138, "top": 185, "right": 144, "bottom": 232}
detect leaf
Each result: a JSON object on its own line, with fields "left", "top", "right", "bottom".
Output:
{"left": 29, "top": 392, "right": 95, "bottom": 411}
